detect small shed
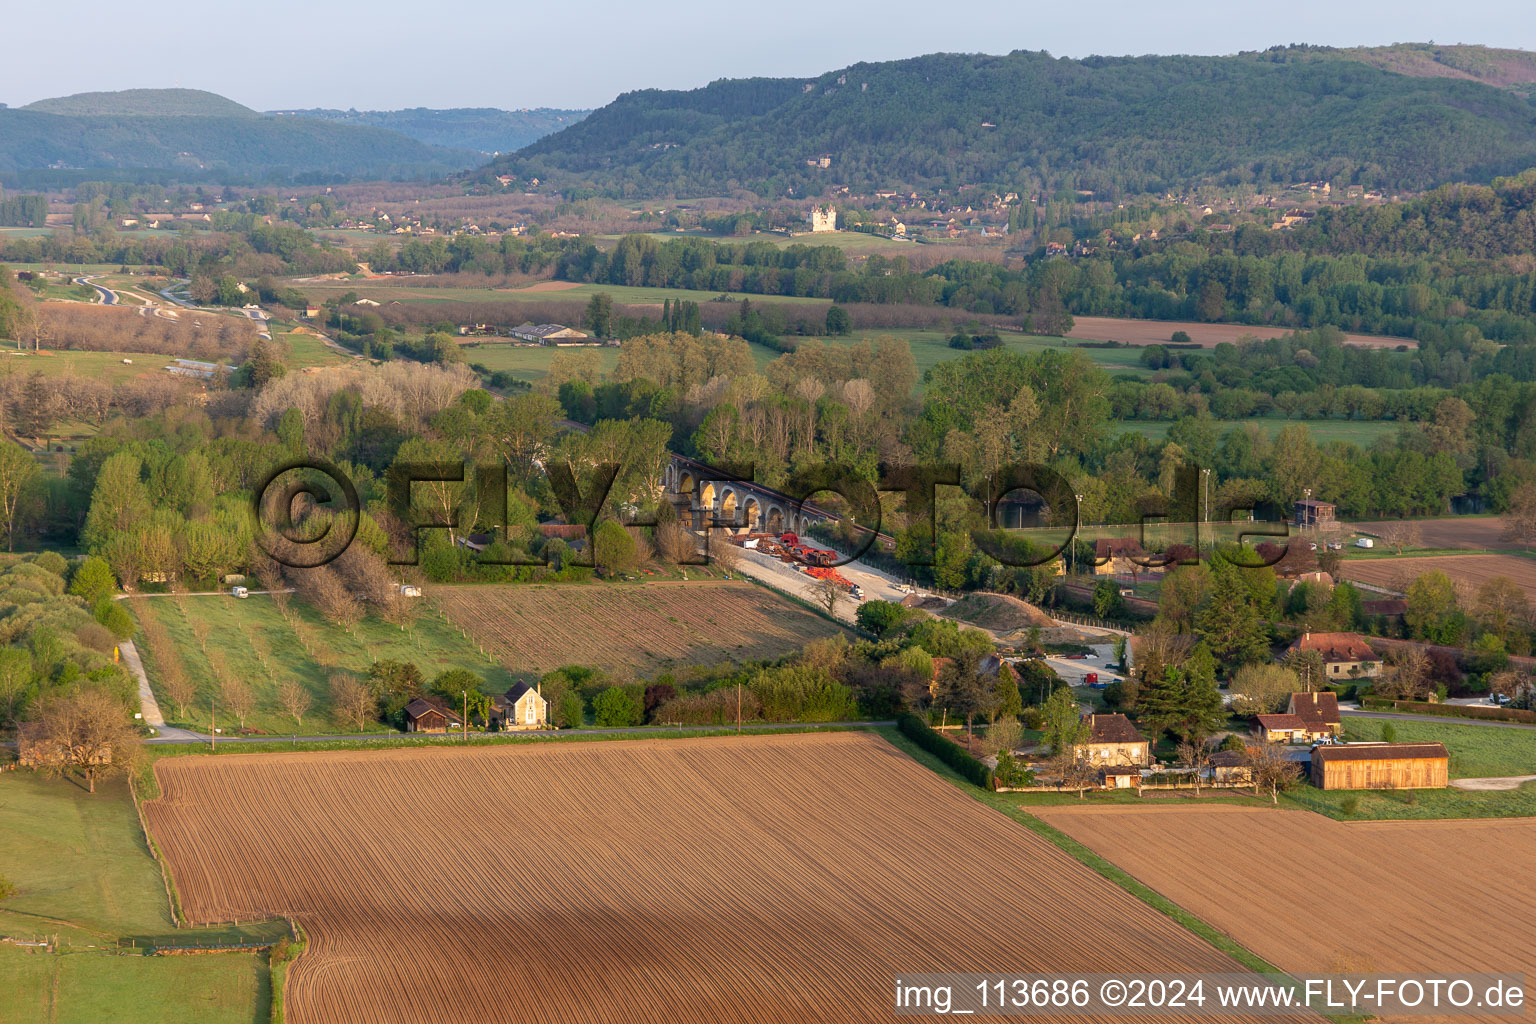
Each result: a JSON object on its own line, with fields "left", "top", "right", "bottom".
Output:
{"left": 1293, "top": 499, "right": 1336, "bottom": 527}
{"left": 403, "top": 697, "right": 462, "bottom": 733}
{"left": 1310, "top": 743, "right": 1449, "bottom": 790}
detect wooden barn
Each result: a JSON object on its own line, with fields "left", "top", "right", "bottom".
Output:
{"left": 1310, "top": 743, "right": 1449, "bottom": 790}
{"left": 403, "top": 697, "right": 462, "bottom": 734}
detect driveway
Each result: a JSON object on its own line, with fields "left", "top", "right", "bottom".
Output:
{"left": 1450, "top": 775, "right": 1536, "bottom": 791}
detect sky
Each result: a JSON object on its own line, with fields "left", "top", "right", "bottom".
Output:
{"left": 2, "top": 0, "right": 1532, "bottom": 111}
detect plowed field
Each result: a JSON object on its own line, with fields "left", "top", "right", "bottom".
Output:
{"left": 432, "top": 581, "right": 843, "bottom": 673}
{"left": 143, "top": 734, "right": 1280, "bottom": 1024}
{"left": 1033, "top": 804, "right": 1535, "bottom": 1020}
{"left": 1340, "top": 553, "right": 1536, "bottom": 603}
{"left": 1349, "top": 518, "right": 1513, "bottom": 551}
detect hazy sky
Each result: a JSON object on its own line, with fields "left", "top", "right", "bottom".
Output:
{"left": 2, "top": 0, "right": 1531, "bottom": 111}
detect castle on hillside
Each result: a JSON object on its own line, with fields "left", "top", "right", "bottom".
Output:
{"left": 807, "top": 205, "right": 837, "bottom": 232}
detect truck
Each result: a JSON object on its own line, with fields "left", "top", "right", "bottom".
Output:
{"left": 230, "top": 585, "right": 249, "bottom": 599}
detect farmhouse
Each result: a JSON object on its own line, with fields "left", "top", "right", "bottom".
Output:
{"left": 511, "top": 322, "right": 590, "bottom": 344}
{"left": 1208, "top": 750, "right": 1252, "bottom": 786}
{"left": 1078, "top": 714, "right": 1150, "bottom": 767}
{"left": 1310, "top": 742, "right": 1449, "bottom": 790}
{"left": 492, "top": 682, "right": 549, "bottom": 730}
{"left": 1287, "top": 691, "right": 1342, "bottom": 737}
{"left": 1254, "top": 713, "right": 1312, "bottom": 744}
{"left": 1289, "top": 631, "right": 1381, "bottom": 680}
{"left": 403, "top": 696, "right": 463, "bottom": 733}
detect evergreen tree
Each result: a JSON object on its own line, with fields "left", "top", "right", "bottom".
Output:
{"left": 1195, "top": 558, "right": 1270, "bottom": 672}
{"left": 992, "top": 661, "right": 1023, "bottom": 721}
{"left": 1137, "top": 644, "right": 1225, "bottom": 746}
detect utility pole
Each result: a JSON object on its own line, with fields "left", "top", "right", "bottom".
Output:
{"left": 462, "top": 690, "right": 468, "bottom": 741}
{"left": 210, "top": 697, "right": 216, "bottom": 752}
{"left": 737, "top": 680, "right": 742, "bottom": 733}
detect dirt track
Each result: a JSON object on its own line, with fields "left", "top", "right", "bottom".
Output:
{"left": 1067, "top": 316, "right": 1413, "bottom": 350}
{"left": 1033, "top": 804, "right": 1536, "bottom": 1022}
{"left": 144, "top": 733, "right": 1283, "bottom": 1024}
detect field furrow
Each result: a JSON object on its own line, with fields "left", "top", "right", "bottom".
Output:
{"left": 143, "top": 733, "right": 1285, "bottom": 1024}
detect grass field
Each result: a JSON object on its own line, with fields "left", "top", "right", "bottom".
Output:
{"left": 278, "top": 328, "right": 353, "bottom": 370}
{"left": 0, "top": 348, "right": 172, "bottom": 385}
{"left": 593, "top": 229, "right": 921, "bottom": 254}
{"left": 132, "top": 593, "right": 514, "bottom": 735}
{"left": 1340, "top": 717, "right": 1536, "bottom": 778}
{"left": 457, "top": 340, "right": 619, "bottom": 382}
{"left": 295, "top": 277, "right": 831, "bottom": 308}
{"left": 1120, "top": 418, "right": 1399, "bottom": 446}
{"left": 142, "top": 733, "right": 1276, "bottom": 1023}
{"left": 0, "top": 773, "right": 269, "bottom": 1024}
{"left": 1032, "top": 804, "right": 1534, "bottom": 1000}
{"left": 433, "top": 579, "right": 845, "bottom": 676}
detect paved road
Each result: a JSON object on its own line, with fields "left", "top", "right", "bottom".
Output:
{"left": 73, "top": 276, "right": 115, "bottom": 304}
{"left": 1341, "top": 709, "right": 1536, "bottom": 730}
{"left": 146, "top": 720, "right": 894, "bottom": 746}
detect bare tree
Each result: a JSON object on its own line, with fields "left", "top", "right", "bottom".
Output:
{"left": 814, "top": 577, "right": 840, "bottom": 618}
{"left": 1050, "top": 749, "right": 1100, "bottom": 799}
{"left": 709, "top": 534, "right": 741, "bottom": 575}
{"left": 277, "top": 680, "right": 312, "bottom": 728}
{"left": 1378, "top": 522, "right": 1422, "bottom": 555}
{"left": 1177, "top": 740, "right": 1212, "bottom": 797}
{"left": 1245, "top": 737, "right": 1301, "bottom": 805}
{"left": 1376, "top": 645, "right": 1431, "bottom": 701}
{"left": 657, "top": 521, "right": 699, "bottom": 564}
{"left": 329, "top": 672, "right": 377, "bottom": 733}
{"left": 220, "top": 675, "right": 257, "bottom": 730}
{"left": 28, "top": 688, "right": 140, "bottom": 793}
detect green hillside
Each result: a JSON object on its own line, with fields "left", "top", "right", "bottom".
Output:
{"left": 0, "top": 98, "right": 482, "bottom": 180}
{"left": 272, "top": 106, "right": 590, "bottom": 153}
{"left": 499, "top": 46, "right": 1536, "bottom": 196}
{"left": 23, "top": 87, "right": 257, "bottom": 117}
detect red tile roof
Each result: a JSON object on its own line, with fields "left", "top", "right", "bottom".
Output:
{"left": 1255, "top": 713, "right": 1306, "bottom": 730}
{"left": 1288, "top": 691, "right": 1341, "bottom": 729}
{"left": 1290, "top": 631, "right": 1377, "bottom": 663}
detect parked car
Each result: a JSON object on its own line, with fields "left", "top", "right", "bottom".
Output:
{"left": 230, "top": 585, "right": 249, "bottom": 599}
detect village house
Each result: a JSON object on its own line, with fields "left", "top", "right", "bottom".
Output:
{"left": 1253, "top": 713, "right": 1314, "bottom": 744}
{"left": 491, "top": 682, "right": 549, "bottom": 731}
{"left": 1289, "top": 631, "right": 1381, "bottom": 681}
{"left": 1287, "top": 691, "right": 1342, "bottom": 738}
{"left": 1208, "top": 750, "right": 1253, "bottom": 786}
{"left": 1078, "top": 714, "right": 1151, "bottom": 767}
{"left": 403, "top": 696, "right": 463, "bottom": 733}
{"left": 1310, "top": 742, "right": 1449, "bottom": 790}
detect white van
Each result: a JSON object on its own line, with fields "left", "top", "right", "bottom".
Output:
{"left": 231, "top": 585, "right": 249, "bottom": 599}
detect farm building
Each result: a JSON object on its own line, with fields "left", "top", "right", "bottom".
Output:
{"left": 491, "top": 683, "right": 548, "bottom": 730}
{"left": 1078, "top": 714, "right": 1150, "bottom": 767}
{"left": 1289, "top": 631, "right": 1381, "bottom": 680}
{"left": 1293, "top": 499, "right": 1336, "bottom": 528}
{"left": 1310, "top": 743, "right": 1449, "bottom": 790}
{"left": 1208, "top": 750, "right": 1252, "bottom": 786}
{"left": 403, "top": 697, "right": 463, "bottom": 734}
{"left": 511, "top": 322, "right": 590, "bottom": 344}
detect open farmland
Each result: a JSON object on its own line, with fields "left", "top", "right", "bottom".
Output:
{"left": 1340, "top": 552, "right": 1536, "bottom": 602}
{"left": 1067, "top": 315, "right": 1413, "bottom": 350}
{"left": 1349, "top": 516, "right": 1515, "bottom": 550}
{"left": 142, "top": 732, "right": 1280, "bottom": 1024}
{"left": 432, "top": 580, "right": 844, "bottom": 675}
{"left": 1032, "top": 804, "right": 1535, "bottom": 1020}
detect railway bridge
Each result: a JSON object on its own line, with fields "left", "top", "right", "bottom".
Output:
{"left": 662, "top": 454, "right": 836, "bottom": 535}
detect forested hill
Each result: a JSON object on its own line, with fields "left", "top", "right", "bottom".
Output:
{"left": 0, "top": 92, "right": 483, "bottom": 182}
{"left": 21, "top": 88, "right": 257, "bottom": 117}
{"left": 270, "top": 107, "right": 591, "bottom": 154}
{"left": 497, "top": 47, "right": 1536, "bottom": 197}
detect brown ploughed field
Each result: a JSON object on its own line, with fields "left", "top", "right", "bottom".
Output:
{"left": 144, "top": 734, "right": 1282, "bottom": 1024}
{"left": 1340, "top": 553, "right": 1536, "bottom": 603}
{"left": 432, "top": 580, "right": 843, "bottom": 674}
{"left": 1033, "top": 805, "right": 1535, "bottom": 1022}
{"left": 1349, "top": 517, "right": 1515, "bottom": 550}
{"left": 1067, "top": 315, "right": 1412, "bottom": 349}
